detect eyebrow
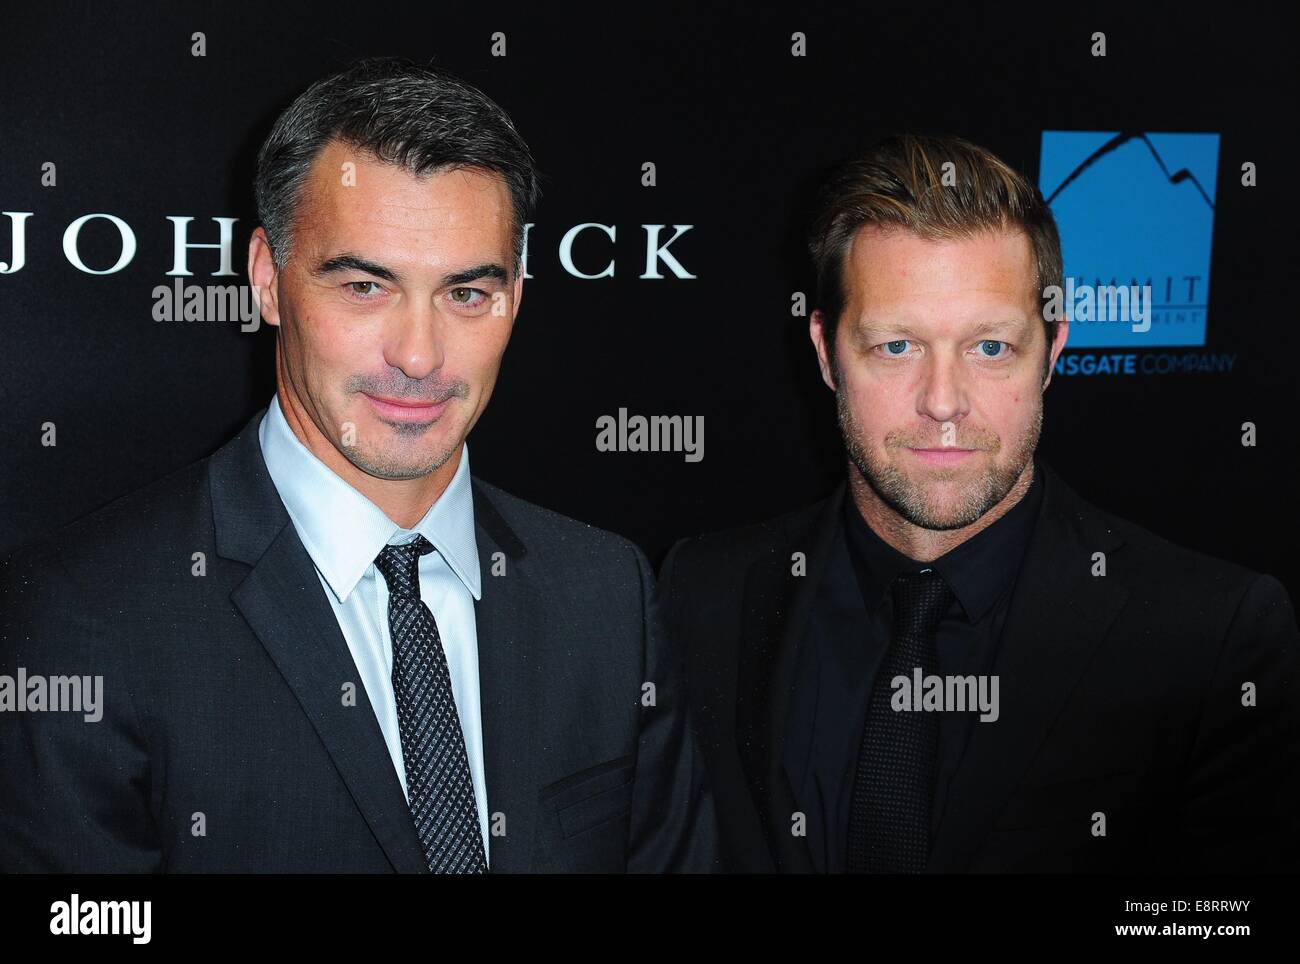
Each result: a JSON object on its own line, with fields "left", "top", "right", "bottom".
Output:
{"left": 443, "top": 262, "right": 510, "bottom": 286}
{"left": 968, "top": 319, "right": 1031, "bottom": 338}
{"left": 857, "top": 318, "right": 1030, "bottom": 339}
{"left": 313, "top": 254, "right": 400, "bottom": 283}
{"left": 312, "top": 255, "right": 510, "bottom": 287}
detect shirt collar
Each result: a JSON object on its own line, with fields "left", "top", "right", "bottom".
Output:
{"left": 842, "top": 458, "right": 1044, "bottom": 623}
{"left": 258, "top": 395, "right": 481, "bottom": 604}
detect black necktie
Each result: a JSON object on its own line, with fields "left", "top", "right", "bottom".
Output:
{"left": 374, "top": 536, "right": 488, "bottom": 874}
{"left": 847, "top": 568, "right": 954, "bottom": 873}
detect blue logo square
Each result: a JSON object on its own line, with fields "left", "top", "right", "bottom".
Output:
{"left": 1039, "top": 131, "right": 1219, "bottom": 349}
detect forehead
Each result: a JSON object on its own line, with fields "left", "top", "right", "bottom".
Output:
{"left": 843, "top": 225, "right": 1036, "bottom": 311}
{"left": 295, "top": 139, "right": 513, "bottom": 250}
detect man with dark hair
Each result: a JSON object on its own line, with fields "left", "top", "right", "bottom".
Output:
{"left": 660, "top": 133, "right": 1300, "bottom": 873}
{"left": 0, "top": 57, "right": 717, "bottom": 873}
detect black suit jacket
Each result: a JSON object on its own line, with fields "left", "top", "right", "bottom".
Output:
{"left": 0, "top": 410, "right": 718, "bottom": 872}
{"left": 659, "top": 462, "right": 1300, "bottom": 873}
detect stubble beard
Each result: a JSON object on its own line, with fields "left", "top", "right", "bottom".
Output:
{"left": 835, "top": 379, "right": 1042, "bottom": 531}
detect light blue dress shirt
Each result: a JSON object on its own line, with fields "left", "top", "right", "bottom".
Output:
{"left": 258, "top": 395, "right": 489, "bottom": 863}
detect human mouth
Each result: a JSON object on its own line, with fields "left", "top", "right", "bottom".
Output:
{"left": 907, "top": 447, "right": 978, "bottom": 465}
{"left": 361, "top": 392, "right": 451, "bottom": 423}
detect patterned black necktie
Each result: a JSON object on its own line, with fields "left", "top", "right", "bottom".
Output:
{"left": 374, "top": 535, "right": 488, "bottom": 874}
{"left": 847, "top": 568, "right": 954, "bottom": 873}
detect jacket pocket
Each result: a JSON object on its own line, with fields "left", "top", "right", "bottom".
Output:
{"left": 540, "top": 755, "right": 635, "bottom": 839}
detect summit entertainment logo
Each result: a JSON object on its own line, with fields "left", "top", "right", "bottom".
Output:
{"left": 1039, "top": 131, "right": 1219, "bottom": 351}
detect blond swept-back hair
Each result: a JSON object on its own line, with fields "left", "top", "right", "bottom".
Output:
{"left": 807, "top": 134, "right": 1062, "bottom": 365}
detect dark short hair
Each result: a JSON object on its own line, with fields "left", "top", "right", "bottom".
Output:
{"left": 807, "top": 134, "right": 1062, "bottom": 367}
{"left": 255, "top": 57, "right": 540, "bottom": 270}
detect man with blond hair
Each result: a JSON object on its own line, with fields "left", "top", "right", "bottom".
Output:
{"left": 660, "top": 134, "right": 1299, "bottom": 873}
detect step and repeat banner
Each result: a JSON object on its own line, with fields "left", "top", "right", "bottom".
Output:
{"left": 2, "top": 3, "right": 1296, "bottom": 599}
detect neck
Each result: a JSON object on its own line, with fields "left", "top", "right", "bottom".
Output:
{"left": 275, "top": 382, "right": 458, "bottom": 530}
{"left": 848, "top": 459, "right": 1035, "bottom": 563}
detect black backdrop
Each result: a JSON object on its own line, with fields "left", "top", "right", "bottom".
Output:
{"left": 2, "top": 2, "right": 1297, "bottom": 603}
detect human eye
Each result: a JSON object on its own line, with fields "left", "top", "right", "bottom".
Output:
{"left": 343, "top": 280, "right": 387, "bottom": 302}
{"left": 973, "top": 339, "right": 1012, "bottom": 359}
{"left": 876, "top": 339, "right": 912, "bottom": 357}
{"left": 447, "top": 286, "right": 489, "bottom": 310}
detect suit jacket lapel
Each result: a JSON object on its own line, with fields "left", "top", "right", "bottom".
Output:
{"left": 736, "top": 482, "right": 846, "bottom": 873}
{"left": 211, "top": 412, "right": 428, "bottom": 873}
{"left": 469, "top": 480, "right": 541, "bottom": 873}
{"left": 927, "top": 463, "right": 1129, "bottom": 871}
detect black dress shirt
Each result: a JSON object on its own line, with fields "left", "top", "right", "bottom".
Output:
{"left": 783, "top": 459, "right": 1044, "bottom": 872}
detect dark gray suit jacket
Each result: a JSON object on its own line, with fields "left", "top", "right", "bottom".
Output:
{"left": 0, "top": 409, "right": 718, "bottom": 872}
